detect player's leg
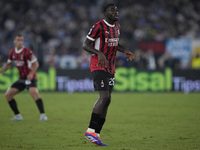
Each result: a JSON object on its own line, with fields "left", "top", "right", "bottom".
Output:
{"left": 87, "top": 70, "right": 111, "bottom": 131}
{"left": 95, "top": 76, "right": 114, "bottom": 139}
{"left": 98, "top": 86, "right": 113, "bottom": 119}
{"left": 95, "top": 94, "right": 111, "bottom": 136}
{"left": 93, "top": 91, "right": 110, "bottom": 114}
{"left": 29, "top": 87, "right": 44, "bottom": 113}
{"left": 85, "top": 91, "right": 109, "bottom": 146}
{"left": 28, "top": 86, "right": 48, "bottom": 121}
{"left": 87, "top": 90, "right": 110, "bottom": 132}
{"left": 85, "top": 71, "right": 109, "bottom": 146}
{"left": 5, "top": 80, "right": 25, "bottom": 121}
{"left": 5, "top": 87, "right": 20, "bottom": 115}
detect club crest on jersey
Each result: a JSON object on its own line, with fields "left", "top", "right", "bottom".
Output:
{"left": 101, "top": 80, "right": 104, "bottom": 87}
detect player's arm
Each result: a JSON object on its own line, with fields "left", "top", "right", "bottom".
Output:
{"left": 83, "top": 38, "right": 107, "bottom": 68}
{"left": 117, "top": 43, "right": 134, "bottom": 61}
{"left": 27, "top": 60, "right": 39, "bottom": 80}
{"left": 0, "top": 62, "right": 13, "bottom": 74}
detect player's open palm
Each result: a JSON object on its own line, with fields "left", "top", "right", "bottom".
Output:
{"left": 125, "top": 51, "right": 134, "bottom": 61}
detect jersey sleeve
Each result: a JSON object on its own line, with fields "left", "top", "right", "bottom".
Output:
{"left": 86, "top": 23, "right": 101, "bottom": 41}
{"left": 7, "top": 50, "right": 14, "bottom": 63}
{"left": 27, "top": 49, "right": 37, "bottom": 63}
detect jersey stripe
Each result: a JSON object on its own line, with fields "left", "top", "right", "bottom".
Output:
{"left": 99, "top": 21, "right": 108, "bottom": 72}
{"left": 20, "top": 52, "right": 26, "bottom": 78}
{"left": 111, "top": 26, "right": 118, "bottom": 74}
{"left": 107, "top": 25, "right": 114, "bottom": 73}
{"left": 109, "top": 26, "right": 115, "bottom": 74}
{"left": 101, "top": 21, "right": 110, "bottom": 72}
{"left": 89, "top": 24, "right": 100, "bottom": 40}
{"left": 23, "top": 48, "right": 28, "bottom": 77}
{"left": 16, "top": 52, "right": 22, "bottom": 77}
{"left": 99, "top": 22, "right": 105, "bottom": 54}
{"left": 8, "top": 50, "right": 13, "bottom": 60}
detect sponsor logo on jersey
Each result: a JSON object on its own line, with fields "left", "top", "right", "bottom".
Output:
{"left": 105, "top": 38, "right": 119, "bottom": 47}
{"left": 15, "top": 60, "right": 24, "bottom": 66}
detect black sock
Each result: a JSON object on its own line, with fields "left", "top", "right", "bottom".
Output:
{"left": 36, "top": 98, "right": 45, "bottom": 113}
{"left": 89, "top": 113, "right": 100, "bottom": 130}
{"left": 8, "top": 99, "right": 20, "bottom": 115}
{"left": 95, "top": 118, "right": 106, "bottom": 134}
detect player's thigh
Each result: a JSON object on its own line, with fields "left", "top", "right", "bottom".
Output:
{"left": 28, "top": 87, "right": 40, "bottom": 101}
{"left": 99, "top": 91, "right": 110, "bottom": 100}
{"left": 92, "top": 70, "right": 110, "bottom": 91}
{"left": 27, "top": 78, "right": 39, "bottom": 101}
{"left": 5, "top": 87, "right": 20, "bottom": 101}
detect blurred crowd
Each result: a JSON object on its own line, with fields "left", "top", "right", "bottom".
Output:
{"left": 0, "top": 0, "right": 200, "bottom": 70}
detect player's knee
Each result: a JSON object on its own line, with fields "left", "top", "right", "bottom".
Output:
{"left": 5, "top": 92, "right": 8, "bottom": 99}
{"left": 31, "top": 93, "right": 39, "bottom": 101}
{"left": 29, "top": 88, "right": 39, "bottom": 100}
{"left": 5, "top": 92, "right": 12, "bottom": 101}
{"left": 30, "top": 93, "right": 39, "bottom": 101}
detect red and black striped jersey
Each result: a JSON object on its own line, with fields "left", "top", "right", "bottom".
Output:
{"left": 7, "top": 46, "right": 37, "bottom": 79}
{"left": 87, "top": 19, "right": 120, "bottom": 74}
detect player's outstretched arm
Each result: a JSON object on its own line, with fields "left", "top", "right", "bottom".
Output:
{"left": 117, "top": 44, "right": 134, "bottom": 61}
{"left": 0, "top": 62, "right": 12, "bottom": 74}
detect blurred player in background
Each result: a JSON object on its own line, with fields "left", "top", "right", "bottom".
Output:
{"left": 0, "top": 34, "right": 48, "bottom": 121}
{"left": 83, "top": 4, "right": 134, "bottom": 146}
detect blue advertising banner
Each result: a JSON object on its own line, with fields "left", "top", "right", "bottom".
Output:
{"left": 166, "top": 38, "right": 191, "bottom": 69}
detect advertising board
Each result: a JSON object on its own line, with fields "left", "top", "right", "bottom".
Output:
{"left": 0, "top": 67, "right": 199, "bottom": 93}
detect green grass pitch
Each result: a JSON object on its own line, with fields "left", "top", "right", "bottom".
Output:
{"left": 0, "top": 92, "right": 200, "bottom": 150}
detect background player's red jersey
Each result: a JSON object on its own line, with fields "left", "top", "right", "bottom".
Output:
{"left": 8, "top": 46, "right": 37, "bottom": 79}
{"left": 87, "top": 19, "right": 120, "bottom": 74}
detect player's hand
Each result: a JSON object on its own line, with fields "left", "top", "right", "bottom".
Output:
{"left": 125, "top": 50, "right": 134, "bottom": 61}
{"left": 27, "top": 73, "right": 33, "bottom": 80}
{"left": 97, "top": 52, "right": 108, "bottom": 69}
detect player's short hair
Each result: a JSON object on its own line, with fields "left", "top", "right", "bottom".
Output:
{"left": 15, "top": 34, "right": 23, "bottom": 37}
{"left": 103, "top": 4, "right": 116, "bottom": 13}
